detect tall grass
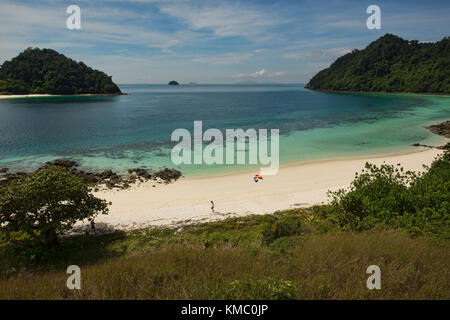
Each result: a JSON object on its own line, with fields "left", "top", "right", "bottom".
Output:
{"left": 1, "top": 224, "right": 448, "bottom": 299}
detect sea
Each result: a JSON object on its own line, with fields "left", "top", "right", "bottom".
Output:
{"left": 0, "top": 84, "right": 448, "bottom": 177}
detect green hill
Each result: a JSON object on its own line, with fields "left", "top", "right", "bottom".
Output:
{"left": 306, "top": 34, "right": 450, "bottom": 94}
{"left": 0, "top": 48, "right": 121, "bottom": 95}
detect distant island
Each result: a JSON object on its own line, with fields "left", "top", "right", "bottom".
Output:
{"left": 168, "top": 80, "right": 180, "bottom": 85}
{"left": 0, "top": 48, "right": 122, "bottom": 95}
{"left": 306, "top": 34, "right": 450, "bottom": 94}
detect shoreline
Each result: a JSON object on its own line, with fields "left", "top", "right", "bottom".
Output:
{"left": 304, "top": 87, "right": 450, "bottom": 97}
{"left": 0, "top": 93, "right": 125, "bottom": 99}
{"left": 184, "top": 145, "right": 445, "bottom": 181}
{"left": 78, "top": 146, "right": 444, "bottom": 233}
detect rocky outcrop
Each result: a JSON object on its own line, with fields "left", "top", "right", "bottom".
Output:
{"left": 154, "top": 167, "right": 182, "bottom": 182}
{"left": 0, "top": 159, "right": 182, "bottom": 189}
{"left": 427, "top": 121, "right": 450, "bottom": 138}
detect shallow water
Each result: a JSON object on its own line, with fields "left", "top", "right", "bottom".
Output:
{"left": 0, "top": 84, "right": 448, "bottom": 176}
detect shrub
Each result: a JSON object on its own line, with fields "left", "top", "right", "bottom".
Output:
{"left": 261, "top": 215, "right": 302, "bottom": 245}
{"left": 226, "top": 278, "right": 297, "bottom": 300}
{"left": 328, "top": 150, "right": 450, "bottom": 235}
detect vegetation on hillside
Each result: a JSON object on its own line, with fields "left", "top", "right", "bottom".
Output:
{"left": 0, "top": 48, "right": 122, "bottom": 95}
{"left": 0, "top": 150, "right": 448, "bottom": 299}
{"left": 306, "top": 34, "right": 450, "bottom": 93}
{"left": 0, "top": 211, "right": 448, "bottom": 299}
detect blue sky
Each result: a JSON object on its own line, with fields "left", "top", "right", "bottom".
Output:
{"left": 0, "top": 0, "right": 449, "bottom": 84}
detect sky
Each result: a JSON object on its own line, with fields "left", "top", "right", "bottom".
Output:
{"left": 0, "top": 0, "right": 449, "bottom": 84}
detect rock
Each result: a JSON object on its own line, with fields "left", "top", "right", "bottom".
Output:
{"left": 129, "top": 168, "right": 152, "bottom": 179}
{"left": 427, "top": 121, "right": 450, "bottom": 138}
{"left": 168, "top": 80, "right": 180, "bottom": 85}
{"left": 411, "top": 143, "right": 433, "bottom": 148}
{"left": 106, "top": 181, "right": 115, "bottom": 189}
{"left": 101, "top": 169, "right": 114, "bottom": 179}
{"left": 2, "top": 159, "right": 183, "bottom": 191}
{"left": 438, "top": 142, "right": 450, "bottom": 150}
{"left": 40, "top": 159, "right": 79, "bottom": 170}
{"left": 154, "top": 168, "right": 182, "bottom": 183}
{"left": 83, "top": 174, "right": 99, "bottom": 184}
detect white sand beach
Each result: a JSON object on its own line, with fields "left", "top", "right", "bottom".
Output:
{"left": 86, "top": 147, "right": 444, "bottom": 231}
{"left": 0, "top": 94, "right": 121, "bottom": 99}
{"left": 0, "top": 94, "right": 56, "bottom": 99}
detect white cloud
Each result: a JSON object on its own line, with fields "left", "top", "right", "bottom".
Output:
{"left": 283, "top": 48, "right": 353, "bottom": 60}
{"left": 0, "top": 0, "right": 194, "bottom": 58}
{"left": 235, "top": 69, "right": 267, "bottom": 78}
{"left": 159, "top": 3, "right": 284, "bottom": 38}
{"left": 192, "top": 53, "right": 253, "bottom": 65}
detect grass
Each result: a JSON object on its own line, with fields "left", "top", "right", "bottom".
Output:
{"left": 0, "top": 208, "right": 449, "bottom": 299}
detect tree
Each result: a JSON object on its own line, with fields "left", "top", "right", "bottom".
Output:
{"left": 0, "top": 167, "right": 109, "bottom": 246}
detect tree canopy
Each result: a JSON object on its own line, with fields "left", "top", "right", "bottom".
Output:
{"left": 0, "top": 48, "right": 121, "bottom": 95}
{"left": 0, "top": 166, "right": 109, "bottom": 246}
{"left": 306, "top": 34, "right": 450, "bottom": 94}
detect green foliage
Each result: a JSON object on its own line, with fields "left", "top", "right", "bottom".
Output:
{"left": 261, "top": 214, "right": 302, "bottom": 245}
{"left": 227, "top": 278, "right": 297, "bottom": 300}
{"left": 306, "top": 34, "right": 450, "bottom": 93}
{"left": 328, "top": 150, "right": 450, "bottom": 236}
{"left": 0, "top": 167, "right": 109, "bottom": 247}
{"left": 0, "top": 47, "right": 121, "bottom": 95}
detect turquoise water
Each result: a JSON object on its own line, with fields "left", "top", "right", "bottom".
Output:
{"left": 0, "top": 84, "right": 448, "bottom": 176}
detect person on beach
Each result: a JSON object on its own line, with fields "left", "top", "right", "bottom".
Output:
{"left": 210, "top": 201, "right": 215, "bottom": 213}
{"left": 90, "top": 220, "right": 96, "bottom": 234}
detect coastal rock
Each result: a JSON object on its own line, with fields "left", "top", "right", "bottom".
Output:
{"left": 411, "top": 143, "right": 434, "bottom": 148}
{"left": 40, "top": 159, "right": 79, "bottom": 170}
{"left": 2, "top": 158, "right": 182, "bottom": 190}
{"left": 100, "top": 169, "right": 114, "bottom": 179}
{"left": 168, "top": 80, "right": 180, "bottom": 85}
{"left": 427, "top": 121, "right": 450, "bottom": 138}
{"left": 82, "top": 174, "right": 99, "bottom": 184}
{"left": 154, "top": 168, "right": 182, "bottom": 183}
{"left": 438, "top": 142, "right": 450, "bottom": 150}
{"left": 129, "top": 168, "right": 152, "bottom": 179}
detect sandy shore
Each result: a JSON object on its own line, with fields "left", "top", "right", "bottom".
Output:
{"left": 82, "top": 147, "right": 443, "bottom": 232}
{"left": 0, "top": 93, "right": 123, "bottom": 99}
{"left": 0, "top": 94, "right": 57, "bottom": 99}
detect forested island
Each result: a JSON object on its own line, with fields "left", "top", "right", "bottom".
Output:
{"left": 306, "top": 34, "right": 450, "bottom": 94}
{"left": 0, "top": 48, "right": 121, "bottom": 95}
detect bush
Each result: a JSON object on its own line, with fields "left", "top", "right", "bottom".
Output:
{"left": 226, "top": 278, "right": 297, "bottom": 300}
{"left": 328, "top": 150, "right": 450, "bottom": 235}
{"left": 261, "top": 215, "right": 302, "bottom": 245}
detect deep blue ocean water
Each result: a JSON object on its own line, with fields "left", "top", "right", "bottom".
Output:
{"left": 0, "top": 84, "right": 448, "bottom": 176}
